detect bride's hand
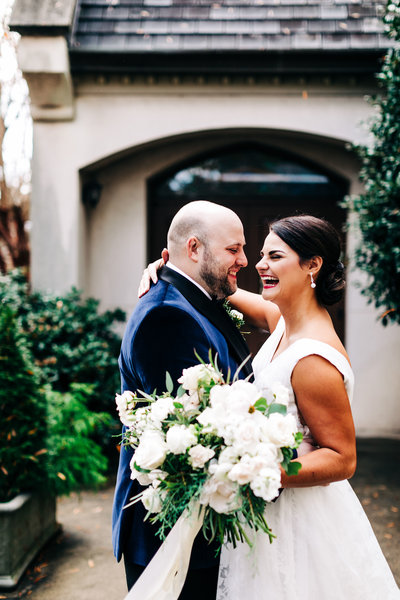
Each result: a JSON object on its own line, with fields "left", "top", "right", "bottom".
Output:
{"left": 138, "top": 248, "right": 169, "bottom": 298}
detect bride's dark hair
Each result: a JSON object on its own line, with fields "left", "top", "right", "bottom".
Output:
{"left": 270, "top": 215, "right": 345, "bottom": 306}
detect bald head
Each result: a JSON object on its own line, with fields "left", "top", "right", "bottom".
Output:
{"left": 166, "top": 201, "right": 247, "bottom": 297}
{"left": 168, "top": 201, "right": 241, "bottom": 258}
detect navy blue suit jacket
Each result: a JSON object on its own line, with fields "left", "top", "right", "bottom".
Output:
{"left": 112, "top": 267, "right": 252, "bottom": 567}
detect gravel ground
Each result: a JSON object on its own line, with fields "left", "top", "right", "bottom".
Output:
{"left": 1, "top": 438, "right": 399, "bottom": 600}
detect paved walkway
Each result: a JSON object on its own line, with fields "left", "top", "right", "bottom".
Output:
{"left": 1, "top": 438, "right": 399, "bottom": 599}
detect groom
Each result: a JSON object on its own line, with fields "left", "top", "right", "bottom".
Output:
{"left": 112, "top": 201, "right": 252, "bottom": 599}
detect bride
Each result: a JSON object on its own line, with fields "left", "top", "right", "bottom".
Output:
{"left": 141, "top": 214, "right": 399, "bottom": 599}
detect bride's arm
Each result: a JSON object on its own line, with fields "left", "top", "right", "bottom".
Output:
{"left": 227, "top": 288, "right": 281, "bottom": 333}
{"left": 280, "top": 355, "right": 357, "bottom": 488}
{"left": 137, "top": 254, "right": 282, "bottom": 333}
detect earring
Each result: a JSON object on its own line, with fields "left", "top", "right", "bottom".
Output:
{"left": 310, "top": 273, "right": 316, "bottom": 289}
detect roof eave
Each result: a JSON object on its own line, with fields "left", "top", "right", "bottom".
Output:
{"left": 69, "top": 48, "right": 387, "bottom": 77}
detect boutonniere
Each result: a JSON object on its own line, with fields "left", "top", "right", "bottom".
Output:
{"left": 223, "top": 300, "right": 245, "bottom": 330}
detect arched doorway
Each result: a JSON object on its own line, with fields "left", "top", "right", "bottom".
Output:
{"left": 148, "top": 142, "right": 348, "bottom": 351}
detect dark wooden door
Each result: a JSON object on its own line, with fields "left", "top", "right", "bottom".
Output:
{"left": 148, "top": 145, "right": 347, "bottom": 354}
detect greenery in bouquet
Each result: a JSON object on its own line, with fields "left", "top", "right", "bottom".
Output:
{"left": 116, "top": 354, "right": 302, "bottom": 549}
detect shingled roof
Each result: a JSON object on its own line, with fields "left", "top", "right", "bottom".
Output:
{"left": 65, "top": 0, "right": 391, "bottom": 75}
{"left": 10, "top": 0, "right": 392, "bottom": 76}
{"left": 70, "top": 0, "right": 388, "bottom": 53}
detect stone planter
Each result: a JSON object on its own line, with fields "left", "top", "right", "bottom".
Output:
{"left": 0, "top": 492, "right": 58, "bottom": 589}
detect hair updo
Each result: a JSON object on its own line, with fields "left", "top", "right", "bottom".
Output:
{"left": 270, "top": 215, "right": 345, "bottom": 306}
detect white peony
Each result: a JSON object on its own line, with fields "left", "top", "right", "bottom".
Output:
{"left": 134, "top": 430, "right": 168, "bottom": 470}
{"left": 115, "top": 390, "right": 136, "bottom": 426}
{"left": 141, "top": 485, "right": 163, "bottom": 513}
{"left": 209, "top": 384, "right": 232, "bottom": 409}
{"left": 230, "top": 418, "right": 261, "bottom": 455}
{"left": 166, "top": 424, "right": 198, "bottom": 455}
{"left": 225, "top": 380, "right": 263, "bottom": 416}
{"left": 262, "top": 413, "right": 298, "bottom": 447}
{"left": 188, "top": 445, "right": 215, "bottom": 469}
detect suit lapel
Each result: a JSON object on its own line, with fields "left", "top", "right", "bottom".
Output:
{"left": 159, "top": 266, "right": 252, "bottom": 378}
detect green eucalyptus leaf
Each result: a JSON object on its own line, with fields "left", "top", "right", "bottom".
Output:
{"left": 254, "top": 397, "right": 268, "bottom": 412}
{"left": 165, "top": 372, "right": 174, "bottom": 394}
{"left": 267, "top": 403, "right": 287, "bottom": 416}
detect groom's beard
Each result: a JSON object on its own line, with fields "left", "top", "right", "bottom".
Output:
{"left": 199, "top": 250, "right": 237, "bottom": 300}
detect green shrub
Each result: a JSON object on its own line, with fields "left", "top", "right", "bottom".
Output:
{"left": 0, "top": 303, "right": 113, "bottom": 499}
{"left": 0, "top": 304, "right": 47, "bottom": 502}
{"left": 0, "top": 270, "right": 125, "bottom": 401}
{"left": 0, "top": 269, "right": 125, "bottom": 460}
{"left": 44, "top": 384, "right": 112, "bottom": 496}
{"left": 342, "top": 0, "right": 400, "bottom": 326}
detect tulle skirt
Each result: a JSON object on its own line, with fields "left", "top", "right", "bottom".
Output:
{"left": 217, "top": 481, "right": 400, "bottom": 600}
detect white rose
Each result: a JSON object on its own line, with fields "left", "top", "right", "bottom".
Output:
{"left": 115, "top": 390, "right": 136, "bottom": 426}
{"left": 188, "top": 445, "right": 215, "bottom": 468}
{"left": 129, "top": 456, "right": 152, "bottom": 486}
{"left": 250, "top": 467, "right": 281, "bottom": 502}
{"left": 178, "top": 364, "right": 218, "bottom": 392}
{"left": 181, "top": 392, "right": 200, "bottom": 412}
{"left": 255, "top": 442, "right": 282, "bottom": 465}
{"left": 200, "top": 476, "right": 241, "bottom": 513}
{"left": 133, "top": 407, "right": 151, "bottom": 435}
{"left": 149, "top": 469, "right": 168, "bottom": 484}
{"left": 150, "top": 397, "right": 174, "bottom": 422}
{"left": 227, "top": 453, "right": 272, "bottom": 485}
{"left": 166, "top": 424, "right": 198, "bottom": 455}
{"left": 227, "top": 456, "right": 255, "bottom": 485}
{"left": 270, "top": 382, "right": 290, "bottom": 407}
{"left": 134, "top": 431, "right": 167, "bottom": 470}
{"left": 218, "top": 447, "right": 239, "bottom": 466}
{"left": 141, "top": 486, "right": 163, "bottom": 513}
{"left": 262, "top": 413, "right": 298, "bottom": 447}
{"left": 230, "top": 309, "right": 243, "bottom": 321}
{"left": 196, "top": 406, "right": 224, "bottom": 433}
{"left": 208, "top": 458, "right": 234, "bottom": 480}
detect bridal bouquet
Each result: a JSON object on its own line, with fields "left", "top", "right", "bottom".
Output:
{"left": 116, "top": 356, "right": 302, "bottom": 549}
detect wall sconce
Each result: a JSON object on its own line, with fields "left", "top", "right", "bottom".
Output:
{"left": 82, "top": 181, "right": 103, "bottom": 208}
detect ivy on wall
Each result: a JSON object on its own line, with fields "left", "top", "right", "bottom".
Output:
{"left": 343, "top": 0, "right": 400, "bottom": 326}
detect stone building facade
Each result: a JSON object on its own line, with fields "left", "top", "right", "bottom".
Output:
{"left": 10, "top": 0, "right": 400, "bottom": 438}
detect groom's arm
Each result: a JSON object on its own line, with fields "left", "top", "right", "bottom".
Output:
{"left": 132, "top": 305, "right": 213, "bottom": 395}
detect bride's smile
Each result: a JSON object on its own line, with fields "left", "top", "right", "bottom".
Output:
{"left": 256, "top": 231, "right": 314, "bottom": 304}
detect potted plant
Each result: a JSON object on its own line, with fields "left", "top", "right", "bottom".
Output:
{"left": 0, "top": 303, "right": 112, "bottom": 588}
{"left": 0, "top": 304, "right": 57, "bottom": 588}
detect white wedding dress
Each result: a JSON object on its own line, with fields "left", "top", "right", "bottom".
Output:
{"left": 217, "top": 317, "right": 400, "bottom": 600}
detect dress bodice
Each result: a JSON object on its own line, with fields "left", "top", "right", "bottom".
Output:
{"left": 252, "top": 317, "right": 354, "bottom": 454}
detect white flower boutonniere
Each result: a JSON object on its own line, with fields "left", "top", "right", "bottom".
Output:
{"left": 223, "top": 300, "right": 245, "bottom": 330}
